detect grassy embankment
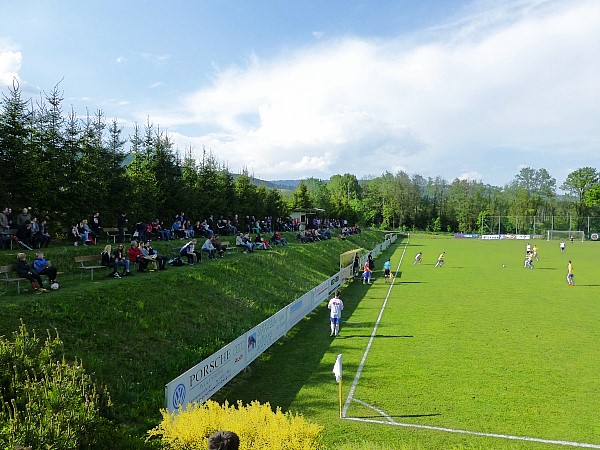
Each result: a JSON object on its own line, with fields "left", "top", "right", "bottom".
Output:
{"left": 0, "top": 229, "right": 387, "bottom": 448}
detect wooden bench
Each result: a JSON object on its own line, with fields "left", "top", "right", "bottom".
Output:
{"left": 104, "top": 227, "right": 131, "bottom": 243}
{"left": 0, "top": 265, "right": 27, "bottom": 294}
{"left": 221, "top": 241, "right": 238, "bottom": 254}
{"left": 74, "top": 255, "right": 107, "bottom": 280}
{"left": 0, "top": 228, "right": 17, "bottom": 250}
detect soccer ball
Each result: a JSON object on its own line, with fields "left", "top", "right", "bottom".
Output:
{"left": 50, "top": 282, "right": 59, "bottom": 290}
{"left": 502, "top": 264, "right": 506, "bottom": 268}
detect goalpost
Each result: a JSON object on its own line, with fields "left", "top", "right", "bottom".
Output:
{"left": 546, "top": 230, "right": 585, "bottom": 241}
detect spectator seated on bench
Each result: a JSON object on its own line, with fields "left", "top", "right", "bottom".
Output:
{"left": 113, "top": 243, "right": 132, "bottom": 276}
{"left": 236, "top": 233, "right": 254, "bottom": 253}
{"left": 211, "top": 235, "right": 224, "bottom": 257}
{"left": 14, "top": 252, "right": 47, "bottom": 293}
{"left": 270, "top": 232, "right": 287, "bottom": 246}
{"left": 33, "top": 251, "right": 58, "bottom": 286}
{"left": 128, "top": 240, "right": 149, "bottom": 272}
{"left": 180, "top": 239, "right": 201, "bottom": 265}
{"left": 172, "top": 220, "right": 186, "bottom": 240}
{"left": 143, "top": 242, "right": 167, "bottom": 270}
{"left": 201, "top": 237, "right": 216, "bottom": 259}
{"left": 254, "top": 233, "right": 270, "bottom": 250}
{"left": 70, "top": 223, "right": 86, "bottom": 246}
{"left": 101, "top": 244, "right": 121, "bottom": 278}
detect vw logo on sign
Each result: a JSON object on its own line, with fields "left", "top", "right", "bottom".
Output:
{"left": 172, "top": 383, "right": 186, "bottom": 409}
{"left": 591, "top": 233, "right": 599, "bottom": 241}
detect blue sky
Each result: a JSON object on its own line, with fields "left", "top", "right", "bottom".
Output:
{"left": 2, "top": 0, "right": 599, "bottom": 188}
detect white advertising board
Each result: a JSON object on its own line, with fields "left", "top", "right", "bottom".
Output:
{"left": 165, "top": 334, "right": 247, "bottom": 412}
{"left": 245, "top": 308, "right": 288, "bottom": 365}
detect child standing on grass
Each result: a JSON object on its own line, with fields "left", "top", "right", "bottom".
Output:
{"left": 327, "top": 291, "right": 344, "bottom": 337}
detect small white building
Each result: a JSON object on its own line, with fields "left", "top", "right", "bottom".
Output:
{"left": 290, "top": 208, "right": 325, "bottom": 230}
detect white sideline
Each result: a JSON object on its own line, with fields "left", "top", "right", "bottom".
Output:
{"left": 341, "top": 236, "right": 600, "bottom": 449}
{"left": 342, "top": 237, "right": 408, "bottom": 416}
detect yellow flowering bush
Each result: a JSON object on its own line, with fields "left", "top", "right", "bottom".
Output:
{"left": 148, "top": 400, "right": 324, "bottom": 450}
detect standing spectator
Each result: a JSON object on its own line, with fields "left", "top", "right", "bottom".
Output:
{"left": 327, "top": 291, "right": 344, "bottom": 337}
{"left": 368, "top": 253, "right": 374, "bottom": 273}
{"left": 90, "top": 212, "right": 102, "bottom": 239}
{"left": 0, "top": 207, "right": 9, "bottom": 232}
{"left": 208, "top": 430, "right": 239, "bottom": 450}
{"left": 117, "top": 212, "right": 128, "bottom": 243}
{"left": 16, "top": 220, "right": 34, "bottom": 249}
{"left": 30, "top": 217, "right": 41, "bottom": 247}
{"left": 14, "top": 253, "right": 46, "bottom": 293}
{"left": 0, "top": 207, "right": 10, "bottom": 249}
{"left": 38, "top": 219, "right": 52, "bottom": 248}
{"left": 6, "top": 208, "right": 14, "bottom": 228}
{"left": 16, "top": 207, "right": 32, "bottom": 227}
{"left": 362, "top": 260, "right": 372, "bottom": 284}
{"left": 352, "top": 252, "right": 360, "bottom": 277}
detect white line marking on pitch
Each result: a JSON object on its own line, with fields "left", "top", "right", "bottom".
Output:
{"left": 342, "top": 236, "right": 600, "bottom": 448}
{"left": 344, "top": 416, "right": 600, "bottom": 449}
{"left": 342, "top": 238, "right": 408, "bottom": 416}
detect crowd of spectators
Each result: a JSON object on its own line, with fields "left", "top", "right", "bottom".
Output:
{"left": 1, "top": 206, "right": 358, "bottom": 256}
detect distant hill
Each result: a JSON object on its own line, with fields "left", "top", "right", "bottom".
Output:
{"left": 268, "top": 180, "right": 301, "bottom": 190}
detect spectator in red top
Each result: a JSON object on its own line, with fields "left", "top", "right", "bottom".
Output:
{"left": 128, "top": 240, "right": 149, "bottom": 272}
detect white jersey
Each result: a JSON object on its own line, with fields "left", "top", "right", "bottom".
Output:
{"left": 328, "top": 297, "right": 344, "bottom": 318}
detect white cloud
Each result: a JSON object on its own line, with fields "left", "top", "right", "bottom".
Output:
{"left": 0, "top": 49, "right": 22, "bottom": 87}
{"left": 153, "top": 0, "right": 600, "bottom": 184}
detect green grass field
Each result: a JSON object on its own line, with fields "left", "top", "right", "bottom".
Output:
{"left": 219, "top": 235, "right": 600, "bottom": 449}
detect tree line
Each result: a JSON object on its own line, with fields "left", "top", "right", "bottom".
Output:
{"left": 1, "top": 80, "right": 600, "bottom": 235}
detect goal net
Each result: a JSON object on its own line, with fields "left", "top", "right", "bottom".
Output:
{"left": 546, "top": 230, "right": 585, "bottom": 241}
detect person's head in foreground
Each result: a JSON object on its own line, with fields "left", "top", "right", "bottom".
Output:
{"left": 208, "top": 430, "right": 240, "bottom": 450}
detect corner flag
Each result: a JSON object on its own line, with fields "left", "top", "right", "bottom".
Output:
{"left": 333, "top": 354, "right": 342, "bottom": 382}
{"left": 333, "top": 354, "right": 343, "bottom": 418}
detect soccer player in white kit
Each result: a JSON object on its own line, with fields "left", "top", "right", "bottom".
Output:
{"left": 328, "top": 291, "right": 344, "bottom": 337}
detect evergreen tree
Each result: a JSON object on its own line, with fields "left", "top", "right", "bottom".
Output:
{"left": 290, "top": 181, "right": 312, "bottom": 210}
{"left": 0, "top": 80, "right": 34, "bottom": 208}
